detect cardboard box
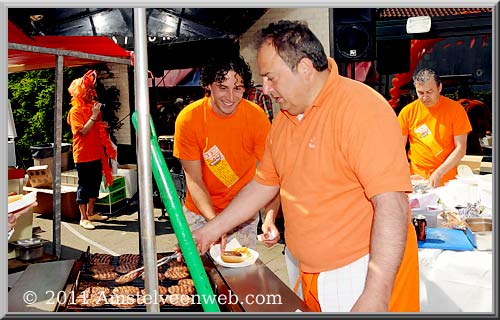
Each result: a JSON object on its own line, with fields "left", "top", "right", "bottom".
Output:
{"left": 117, "top": 164, "right": 138, "bottom": 199}
{"left": 32, "top": 147, "right": 71, "bottom": 172}
{"left": 26, "top": 165, "right": 52, "bottom": 189}
{"left": 458, "top": 155, "right": 483, "bottom": 174}
{"left": 480, "top": 162, "right": 492, "bottom": 174}
{"left": 24, "top": 185, "right": 79, "bottom": 220}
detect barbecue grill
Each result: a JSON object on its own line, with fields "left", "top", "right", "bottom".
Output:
{"left": 56, "top": 250, "right": 213, "bottom": 312}
{"left": 9, "top": 247, "right": 309, "bottom": 313}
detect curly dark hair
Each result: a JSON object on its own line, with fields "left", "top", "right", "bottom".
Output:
{"left": 413, "top": 68, "right": 441, "bottom": 86}
{"left": 254, "top": 20, "right": 328, "bottom": 72}
{"left": 200, "top": 55, "right": 253, "bottom": 96}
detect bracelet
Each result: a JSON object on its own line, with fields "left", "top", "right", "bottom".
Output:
{"left": 90, "top": 118, "right": 96, "bottom": 122}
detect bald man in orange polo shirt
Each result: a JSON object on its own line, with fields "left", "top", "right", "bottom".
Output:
{"left": 190, "top": 20, "right": 420, "bottom": 312}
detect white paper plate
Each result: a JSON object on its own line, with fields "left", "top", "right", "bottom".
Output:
{"left": 8, "top": 191, "right": 37, "bottom": 213}
{"left": 209, "top": 239, "right": 259, "bottom": 268}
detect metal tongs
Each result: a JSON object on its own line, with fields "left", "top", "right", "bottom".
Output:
{"left": 115, "top": 253, "right": 180, "bottom": 284}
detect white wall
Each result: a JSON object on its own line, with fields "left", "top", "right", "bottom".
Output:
{"left": 240, "top": 8, "right": 331, "bottom": 85}
{"left": 104, "top": 63, "right": 131, "bottom": 145}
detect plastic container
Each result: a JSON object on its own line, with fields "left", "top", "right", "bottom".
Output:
{"left": 30, "top": 143, "right": 72, "bottom": 172}
{"left": 30, "top": 142, "right": 71, "bottom": 158}
{"left": 411, "top": 206, "right": 441, "bottom": 228}
{"left": 465, "top": 218, "right": 492, "bottom": 251}
{"left": 474, "top": 231, "right": 492, "bottom": 251}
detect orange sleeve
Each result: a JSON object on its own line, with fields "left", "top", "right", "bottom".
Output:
{"left": 252, "top": 106, "right": 272, "bottom": 163}
{"left": 67, "top": 108, "right": 85, "bottom": 135}
{"left": 347, "top": 100, "right": 412, "bottom": 199}
{"left": 173, "top": 103, "right": 203, "bottom": 161}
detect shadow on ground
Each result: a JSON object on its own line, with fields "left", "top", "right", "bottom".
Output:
{"left": 34, "top": 208, "right": 176, "bottom": 236}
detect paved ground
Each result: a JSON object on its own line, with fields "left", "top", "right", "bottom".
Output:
{"left": 31, "top": 206, "right": 292, "bottom": 289}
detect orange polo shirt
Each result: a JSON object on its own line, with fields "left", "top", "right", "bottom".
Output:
{"left": 255, "top": 58, "right": 419, "bottom": 311}
{"left": 174, "top": 96, "right": 271, "bottom": 214}
{"left": 398, "top": 96, "right": 472, "bottom": 184}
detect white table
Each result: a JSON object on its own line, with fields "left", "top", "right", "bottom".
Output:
{"left": 419, "top": 248, "right": 493, "bottom": 312}
{"left": 285, "top": 246, "right": 493, "bottom": 312}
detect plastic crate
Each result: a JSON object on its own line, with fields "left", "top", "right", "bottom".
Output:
{"left": 61, "top": 170, "right": 78, "bottom": 186}
{"left": 99, "top": 176, "right": 126, "bottom": 193}
{"left": 94, "top": 199, "right": 126, "bottom": 215}
{"left": 96, "top": 187, "right": 126, "bottom": 205}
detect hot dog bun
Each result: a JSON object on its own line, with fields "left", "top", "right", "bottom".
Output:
{"left": 221, "top": 246, "right": 251, "bottom": 263}
{"left": 8, "top": 194, "right": 23, "bottom": 203}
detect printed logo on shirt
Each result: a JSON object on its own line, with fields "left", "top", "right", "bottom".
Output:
{"left": 308, "top": 136, "right": 317, "bottom": 149}
{"left": 203, "top": 145, "right": 239, "bottom": 188}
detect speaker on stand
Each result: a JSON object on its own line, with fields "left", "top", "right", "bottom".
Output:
{"left": 331, "top": 8, "right": 377, "bottom": 79}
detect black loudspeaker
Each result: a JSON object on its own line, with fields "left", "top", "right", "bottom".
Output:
{"left": 333, "top": 8, "right": 376, "bottom": 61}
{"left": 376, "top": 39, "right": 411, "bottom": 75}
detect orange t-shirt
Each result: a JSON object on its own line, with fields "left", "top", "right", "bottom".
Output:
{"left": 398, "top": 96, "right": 472, "bottom": 184}
{"left": 174, "top": 96, "right": 271, "bottom": 215}
{"left": 255, "top": 58, "right": 419, "bottom": 310}
{"left": 67, "top": 103, "right": 103, "bottom": 163}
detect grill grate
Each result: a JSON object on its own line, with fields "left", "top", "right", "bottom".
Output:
{"left": 58, "top": 251, "right": 206, "bottom": 312}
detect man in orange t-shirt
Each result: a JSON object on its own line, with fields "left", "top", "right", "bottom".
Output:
{"left": 174, "top": 54, "right": 280, "bottom": 250}
{"left": 190, "top": 20, "right": 420, "bottom": 312}
{"left": 398, "top": 68, "right": 472, "bottom": 187}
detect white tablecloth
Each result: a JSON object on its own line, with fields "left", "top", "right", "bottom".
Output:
{"left": 286, "top": 246, "right": 493, "bottom": 312}
{"left": 419, "top": 248, "right": 493, "bottom": 312}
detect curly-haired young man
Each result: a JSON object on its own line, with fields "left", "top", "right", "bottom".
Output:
{"left": 173, "top": 54, "right": 280, "bottom": 250}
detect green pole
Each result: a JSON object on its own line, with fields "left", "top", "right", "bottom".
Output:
{"left": 132, "top": 112, "right": 220, "bottom": 312}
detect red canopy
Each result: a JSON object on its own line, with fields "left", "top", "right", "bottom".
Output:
{"left": 8, "top": 20, "right": 131, "bottom": 73}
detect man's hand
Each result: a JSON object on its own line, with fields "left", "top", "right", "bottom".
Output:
{"left": 219, "top": 234, "right": 228, "bottom": 253}
{"left": 92, "top": 102, "right": 103, "bottom": 119}
{"left": 191, "top": 224, "right": 221, "bottom": 256}
{"left": 428, "top": 171, "right": 443, "bottom": 188}
{"left": 260, "top": 221, "right": 280, "bottom": 247}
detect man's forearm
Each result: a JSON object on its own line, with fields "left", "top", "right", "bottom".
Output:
{"left": 263, "top": 193, "right": 281, "bottom": 224}
{"left": 186, "top": 179, "right": 217, "bottom": 221}
{"left": 364, "top": 192, "right": 409, "bottom": 306}
{"left": 209, "top": 180, "right": 280, "bottom": 235}
{"left": 434, "top": 145, "right": 466, "bottom": 177}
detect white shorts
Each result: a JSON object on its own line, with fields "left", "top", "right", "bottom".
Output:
{"left": 317, "top": 254, "right": 369, "bottom": 312}
{"left": 286, "top": 249, "right": 369, "bottom": 312}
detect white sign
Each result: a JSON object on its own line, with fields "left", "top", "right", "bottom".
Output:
{"left": 406, "top": 16, "right": 432, "bottom": 34}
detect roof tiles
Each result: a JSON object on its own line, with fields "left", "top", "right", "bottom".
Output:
{"left": 378, "top": 8, "right": 492, "bottom": 20}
